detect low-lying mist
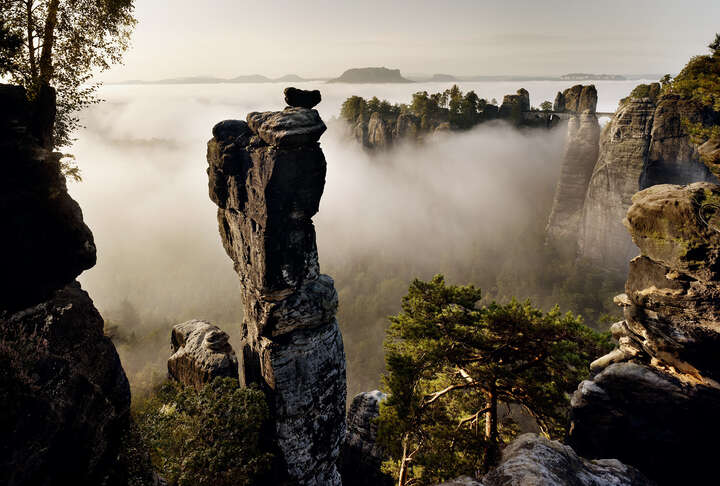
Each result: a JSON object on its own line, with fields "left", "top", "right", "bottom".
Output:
{"left": 70, "top": 84, "right": 620, "bottom": 398}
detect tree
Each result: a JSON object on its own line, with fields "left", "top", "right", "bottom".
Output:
{"left": 540, "top": 101, "right": 553, "bottom": 112}
{"left": 709, "top": 33, "right": 720, "bottom": 55}
{"left": 134, "top": 377, "right": 274, "bottom": 486}
{"left": 341, "top": 95, "right": 368, "bottom": 122}
{"left": 0, "top": 18, "right": 21, "bottom": 74}
{"left": 377, "top": 275, "right": 612, "bottom": 485}
{"left": 1, "top": 0, "right": 136, "bottom": 148}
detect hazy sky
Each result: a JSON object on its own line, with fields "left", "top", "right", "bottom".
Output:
{"left": 103, "top": 0, "right": 720, "bottom": 81}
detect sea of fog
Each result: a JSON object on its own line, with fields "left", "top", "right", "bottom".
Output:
{"left": 68, "top": 79, "right": 649, "bottom": 387}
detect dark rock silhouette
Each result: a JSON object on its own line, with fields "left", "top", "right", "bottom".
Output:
{"left": 284, "top": 87, "right": 321, "bottom": 109}
{"left": 0, "top": 84, "right": 129, "bottom": 486}
{"left": 168, "top": 320, "right": 239, "bottom": 390}
{"left": 207, "top": 90, "right": 346, "bottom": 485}
{"left": 569, "top": 182, "right": 720, "bottom": 484}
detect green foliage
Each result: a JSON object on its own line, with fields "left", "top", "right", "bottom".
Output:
{"left": 1, "top": 0, "right": 136, "bottom": 148}
{"left": 540, "top": 101, "right": 553, "bottom": 112}
{"left": 133, "top": 378, "right": 273, "bottom": 486}
{"left": 377, "top": 275, "right": 612, "bottom": 485}
{"left": 341, "top": 95, "right": 368, "bottom": 122}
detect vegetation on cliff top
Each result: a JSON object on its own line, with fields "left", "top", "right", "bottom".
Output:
{"left": 377, "top": 275, "right": 612, "bottom": 485}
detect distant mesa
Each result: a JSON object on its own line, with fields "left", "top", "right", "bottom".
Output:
{"left": 561, "top": 73, "right": 626, "bottom": 81}
{"left": 430, "top": 73, "right": 458, "bottom": 82}
{"left": 328, "top": 67, "right": 413, "bottom": 84}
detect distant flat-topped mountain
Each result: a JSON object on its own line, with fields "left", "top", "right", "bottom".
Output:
{"left": 430, "top": 73, "right": 458, "bottom": 82}
{"left": 561, "top": 73, "right": 626, "bottom": 81}
{"left": 328, "top": 67, "right": 413, "bottom": 83}
{"left": 113, "top": 74, "right": 309, "bottom": 85}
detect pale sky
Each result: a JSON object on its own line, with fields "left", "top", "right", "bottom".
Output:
{"left": 102, "top": 0, "right": 720, "bottom": 82}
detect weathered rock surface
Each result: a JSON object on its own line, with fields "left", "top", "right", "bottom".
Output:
{"left": 499, "top": 88, "right": 530, "bottom": 120}
{"left": 207, "top": 91, "right": 347, "bottom": 485}
{"left": 546, "top": 86, "right": 600, "bottom": 252}
{"left": 284, "top": 87, "right": 321, "bottom": 109}
{"left": 578, "top": 85, "right": 717, "bottom": 270}
{"left": 367, "top": 112, "right": 392, "bottom": 149}
{"left": 0, "top": 282, "right": 131, "bottom": 486}
{"left": 482, "top": 434, "right": 654, "bottom": 486}
{"left": 394, "top": 113, "right": 420, "bottom": 141}
{"left": 341, "top": 391, "right": 392, "bottom": 486}
{"left": 569, "top": 182, "right": 720, "bottom": 484}
{"left": 168, "top": 319, "right": 239, "bottom": 390}
{"left": 0, "top": 84, "right": 96, "bottom": 312}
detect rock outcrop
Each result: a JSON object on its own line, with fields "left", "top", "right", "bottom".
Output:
{"left": 482, "top": 434, "right": 654, "bottom": 486}
{"left": 342, "top": 391, "right": 392, "bottom": 486}
{"left": 569, "top": 182, "right": 720, "bottom": 484}
{"left": 284, "top": 87, "right": 321, "bottom": 109}
{"left": 499, "top": 88, "right": 530, "bottom": 123}
{"left": 578, "top": 84, "right": 717, "bottom": 270}
{"left": 0, "top": 84, "right": 130, "bottom": 486}
{"left": 546, "top": 85, "right": 600, "bottom": 252}
{"left": 367, "top": 112, "right": 392, "bottom": 149}
{"left": 207, "top": 92, "right": 347, "bottom": 485}
{"left": 168, "top": 320, "right": 239, "bottom": 390}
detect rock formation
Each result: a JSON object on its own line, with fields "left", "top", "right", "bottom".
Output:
{"left": 367, "top": 112, "right": 392, "bottom": 149}
{"left": 341, "top": 391, "right": 392, "bottom": 486}
{"left": 545, "top": 85, "right": 600, "bottom": 252}
{"left": 168, "top": 319, "right": 239, "bottom": 390}
{"left": 577, "top": 84, "right": 717, "bottom": 271}
{"left": 207, "top": 91, "right": 347, "bottom": 485}
{"left": 0, "top": 84, "right": 130, "bottom": 486}
{"left": 284, "top": 87, "right": 321, "bottom": 109}
{"left": 569, "top": 182, "right": 720, "bottom": 484}
{"left": 499, "top": 88, "right": 530, "bottom": 123}
{"left": 482, "top": 434, "right": 653, "bottom": 486}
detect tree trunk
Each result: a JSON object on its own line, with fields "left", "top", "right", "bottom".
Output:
{"left": 38, "top": 0, "right": 60, "bottom": 85}
{"left": 483, "top": 382, "right": 499, "bottom": 471}
{"left": 25, "top": 0, "right": 37, "bottom": 82}
{"left": 398, "top": 433, "right": 410, "bottom": 486}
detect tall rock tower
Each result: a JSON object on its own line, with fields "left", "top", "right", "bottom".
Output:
{"left": 206, "top": 88, "right": 346, "bottom": 485}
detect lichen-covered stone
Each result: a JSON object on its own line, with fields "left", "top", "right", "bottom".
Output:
{"left": 207, "top": 94, "right": 346, "bottom": 485}
{"left": 168, "top": 320, "right": 239, "bottom": 390}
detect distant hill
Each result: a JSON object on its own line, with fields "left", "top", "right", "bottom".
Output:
{"left": 328, "top": 67, "right": 413, "bottom": 83}
{"left": 560, "top": 73, "right": 626, "bottom": 81}
{"left": 430, "top": 73, "right": 458, "bottom": 82}
{"left": 227, "top": 74, "right": 273, "bottom": 83}
{"left": 113, "top": 74, "right": 310, "bottom": 85}
{"left": 274, "top": 74, "right": 306, "bottom": 82}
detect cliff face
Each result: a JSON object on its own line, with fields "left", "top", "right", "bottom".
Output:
{"left": 0, "top": 84, "right": 130, "bottom": 486}
{"left": 578, "top": 86, "right": 717, "bottom": 271}
{"left": 207, "top": 90, "right": 346, "bottom": 485}
{"left": 569, "top": 183, "right": 720, "bottom": 484}
{"left": 545, "top": 85, "right": 600, "bottom": 252}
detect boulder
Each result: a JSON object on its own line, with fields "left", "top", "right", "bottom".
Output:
{"left": 207, "top": 90, "right": 347, "bottom": 485}
{"left": 0, "top": 282, "right": 131, "bottom": 486}
{"left": 284, "top": 87, "right": 321, "bottom": 109}
{"left": 168, "top": 320, "right": 239, "bottom": 390}
{"left": 554, "top": 84, "right": 598, "bottom": 114}
{"left": 569, "top": 182, "right": 720, "bottom": 484}
{"left": 0, "top": 84, "right": 96, "bottom": 312}
{"left": 483, "top": 434, "right": 654, "bottom": 486}
{"left": 341, "top": 391, "right": 392, "bottom": 486}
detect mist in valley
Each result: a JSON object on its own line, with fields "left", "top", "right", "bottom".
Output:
{"left": 69, "top": 82, "right": 635, "bottom": 397}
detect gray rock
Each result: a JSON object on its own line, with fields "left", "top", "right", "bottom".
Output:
{"left": 342, "top": 391, "right": 392, "bottom": 486}
{"left": 554, "top": 85, "right": 598, "bottom": 114}
{"left": 168, "top": 320, "right": 239, "bottom": 390}
{"left": 0, "top": 282, "right": 131, "bottom": 486}
{"left": 483, "top": 434, "right": 654, "bottom": 486}
{"left": 367, "top": 112, "right": 392, "bottom": 149}
{"left": 437, "top": 477, "right": 484, "bottom": 486}
{"left": 207, "top": 90, "right": 346, "bottom": 485}
{"left": 284, "top": 87, "right": 321, "bottom": 109}
{"left": 394, "top": 113, "right": 420, "bottom": 141}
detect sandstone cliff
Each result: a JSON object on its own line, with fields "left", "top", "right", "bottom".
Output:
{"left": 207, "top": 89, "right": 346, "bottom": 485}
{"left": 569, "top": 182, "right": 720, "bottom": 484}
{"left": 578, "top": 85, "right": 717, "bottom": 271}
{"left": 0, "top": 84, "right": 131, "bottom": 486}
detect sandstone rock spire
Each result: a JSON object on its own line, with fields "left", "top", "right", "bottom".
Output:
{"left": 207, "top": 90, "right": 346, "bottom": 485}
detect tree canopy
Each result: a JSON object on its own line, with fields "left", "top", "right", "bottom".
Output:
{"left": 377, "top": 275, "right": 612, "bottom": 485}
{"left": 1, "top": 0, "right": 136, "bottom": 148}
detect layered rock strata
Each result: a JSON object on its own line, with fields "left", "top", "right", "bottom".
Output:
{"left": 207, "top": 94, "right": 347, "bottom": 485}
{"left": 0, "top": 84, "right": 130, "bottom": 486}
{"left": 545, "top": 85, "right": 600, "bottom": 252}
{"left": 569, "top": 182, "right": 720, "bottom": 484}
{"left": 578, "top": 85, "right": 717, "bottom": 271}
{"left": 341, "top": 391, "right": 392, "bottom": 486}
{"left": 168, "top": 320, "right": 239, "bottom": 390}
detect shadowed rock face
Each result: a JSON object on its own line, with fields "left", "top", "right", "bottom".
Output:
{"left": 284, "top": 87, "right": 321, "bottom": 109}
{"left": 545, "top": 85, "right": 600, "bottom": 252}
{"left": 207, "top": 96, "right": 346, "bottom": 485}
{"left": 569, "top": 183, "right": 720, "bottom": 485}
{"left": 0, "top": 84, "right": 96, "bottom": 312}
{"left": 0, "top": 84, "right": 130, "bottom": 486}
{"left": 578, "top": 87, "right": 717, "bottom": 271}
{"left": 168, "top": 320, "right": 239, "bottom": 390}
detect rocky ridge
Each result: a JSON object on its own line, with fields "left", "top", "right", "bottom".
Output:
{"left": 569, "top": 182, "right": 720, "bottom": 484}
{"left": 0, "top": 84, "right": 131, "bottom": 486}
{"left": 206, "top": 88, "right": 347, "bottom": 485}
